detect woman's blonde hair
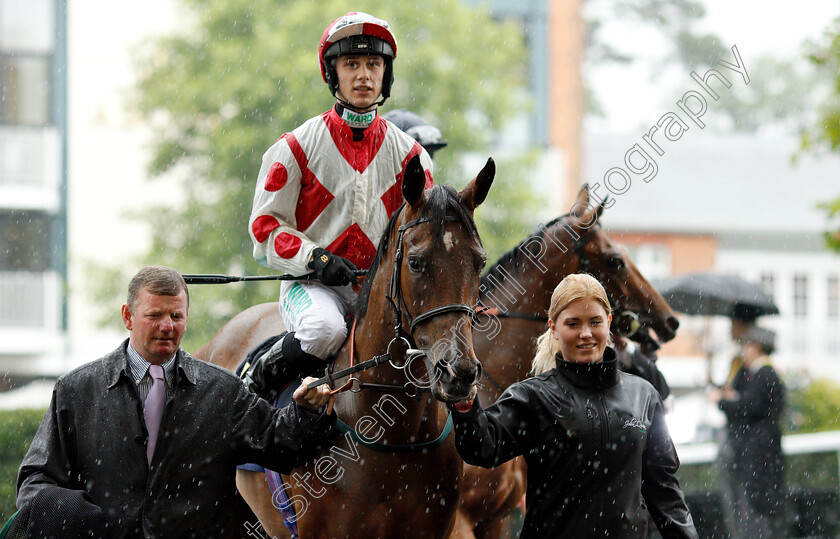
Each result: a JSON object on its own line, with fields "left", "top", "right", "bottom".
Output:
{"left": 531, "top": 273, "right": 612, "bottom": 375}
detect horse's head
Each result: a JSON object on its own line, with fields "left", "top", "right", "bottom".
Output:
{"left": 386, "top": 156, "right": 494, "bottom": 403}
{"left": 556, "top": 185, "right": 679, "bottom": 347}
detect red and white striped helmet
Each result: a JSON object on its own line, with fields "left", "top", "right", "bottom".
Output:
{"left": 319, "top": 12, "right": 398, "bottom": 101}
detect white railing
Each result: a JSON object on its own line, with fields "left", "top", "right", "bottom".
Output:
{"left": 677, "top": 430, "right": 840, "bottom": 492}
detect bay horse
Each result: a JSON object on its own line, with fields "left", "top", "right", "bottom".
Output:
{"left": 195, "top": 156, "right": 494, "bottom": 538}
{"left": 448, "top": 184, "right": 680, "bottom": 539}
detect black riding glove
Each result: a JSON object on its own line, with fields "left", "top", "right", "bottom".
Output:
{"left": 308, "top": 248, "right": 359, "bottom": 287}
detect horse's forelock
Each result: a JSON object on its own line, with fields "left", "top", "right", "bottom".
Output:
{"left": 354, "top": 185, "right": 481, "bottom": 319}
{"left": 427, "top": 185, "right": 481, "bottom": 245}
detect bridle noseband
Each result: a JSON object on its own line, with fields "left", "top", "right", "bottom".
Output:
{"left": 387, "top": 215, "right": 480, "bottom": 337}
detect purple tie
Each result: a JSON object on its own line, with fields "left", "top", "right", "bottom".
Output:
{"left": 144, "top": 364, "right": 166, "bottom": 465}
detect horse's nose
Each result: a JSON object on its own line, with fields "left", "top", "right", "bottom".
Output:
{"left": 471, "top": 361, "right": 482, "bottom": 385}
{"left": 666, "top": 315, "right": 680, "bottom": 335}
{"left": 435, "top": 357, "right": 481, "bottom": 387}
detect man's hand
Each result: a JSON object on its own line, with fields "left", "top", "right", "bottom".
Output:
{"left": 294, "top": 377, "right": 335, "bottom": 414}
{"left": 308, "top": 248, "right": 359, "bottom": 287}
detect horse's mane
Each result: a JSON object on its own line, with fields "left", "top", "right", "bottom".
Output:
{"left": 480, "top": 215, "right": 567, "bottom": 296}
{"left": 355, "top": 184, "right": 480, "bottom": 319}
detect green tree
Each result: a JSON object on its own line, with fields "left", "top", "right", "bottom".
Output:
{"left": 0, "top": 409, "right": 45, "bottom": 522}
{"left": 105, "top": 0, "right": 530, "bottom": 350}
{"left": 787, "top": 378, "right": 840, "bottom": 434}
{"left": 801, "top": 15, "right": 840, "bottom": 251}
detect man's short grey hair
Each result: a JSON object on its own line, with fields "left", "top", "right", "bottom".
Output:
{"left": 127, "top": 266, "right": 189, "bottom": 311}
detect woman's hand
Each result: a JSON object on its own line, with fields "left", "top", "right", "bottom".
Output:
{"left": 294, "top": 377, "right": 335, "bottom": 415}
{"left": 707, "top": 385, "right": 738, "bottom": 402}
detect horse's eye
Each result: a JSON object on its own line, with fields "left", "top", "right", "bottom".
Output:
{"left": 479, "top": 258, "right": 487, "bottom": 270}
{"left": 609, "top": 255, "right": 625, "bottom": 270}
{"left": 408, "top": 257, "right": 422, "bottom": 272}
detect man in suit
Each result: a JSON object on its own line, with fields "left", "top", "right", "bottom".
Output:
{"left": 17, "top": 265, "right": 336, "bottom": 538}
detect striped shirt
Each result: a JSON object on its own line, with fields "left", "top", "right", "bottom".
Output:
{"left": 126, "top": 344, "right": 176, "bottom": 401}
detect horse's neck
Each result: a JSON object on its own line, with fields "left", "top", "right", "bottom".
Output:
{"left": 482, "top": 246, "right": 574, "bottom": 315}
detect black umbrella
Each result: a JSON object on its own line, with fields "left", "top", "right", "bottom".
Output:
{"left": 656, "top": 272, "right": 779, "bottom": 320}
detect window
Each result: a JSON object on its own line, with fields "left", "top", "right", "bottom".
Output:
{"left": 829, "top": 276, "right": 839, "bottom": 320}
{"left": 0, "top": 0, "right": 54, "bottom": 52}
{"left": 0, "top": 54, "right": 51, "bottom": 125}
{"left": 0, "top": 210, "right": 52, "bottom": 272}
{"left": 793, "top": 274, "right": 808, "bottom": 318}
{"left": 0, "top": 126, "right": 59, "bottom": 186}
{"left": 760, "top": 272, "right": 775, "bottom": 299}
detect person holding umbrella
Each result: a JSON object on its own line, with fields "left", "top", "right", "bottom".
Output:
{"left": 708, "top": 325, "right": 787, "bottom": 538}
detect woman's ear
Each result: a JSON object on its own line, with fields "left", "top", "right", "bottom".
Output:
{"left": 548, "top": 318, "right": 560, "bottom": 340}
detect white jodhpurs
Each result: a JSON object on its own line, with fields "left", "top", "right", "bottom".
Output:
{"left": 277, "top": 280, "right": 356, "bottom": 360}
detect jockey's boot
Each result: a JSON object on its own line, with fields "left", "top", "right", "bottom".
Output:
{"left": 242, "top": 332, "right": 328, "bottom": 401}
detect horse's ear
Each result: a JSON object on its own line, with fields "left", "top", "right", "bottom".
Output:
{"left": 594, "top": 195, "right": 608, "bottom": 221}
{"left": 572, "top": 183, "right": 591, "bottom": 217}
{"left": 568, "top": 183, "right": 606, "bottom": 229}
{"left": 402, "top": 154, "right": 426, "bottom": 208}
{"left": 459, "top": 158, "right": 495, "bottom": 212}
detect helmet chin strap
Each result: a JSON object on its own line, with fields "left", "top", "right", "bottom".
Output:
{"left": 334, "top": 91, "right": 388, "bottom": 113}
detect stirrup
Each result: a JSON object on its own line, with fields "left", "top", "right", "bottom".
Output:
{"left": 242, "top": 334, "right": 292, "bottom": 400}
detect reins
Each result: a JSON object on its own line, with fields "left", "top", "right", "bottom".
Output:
{"left": 306, "top": 318, "right": 430, "bottom": 397}
{"left": 304, "top": 200, "right": 483, "bottom": 453}
{"left": 387, "top": 215, "right": 480, "bottom": 336}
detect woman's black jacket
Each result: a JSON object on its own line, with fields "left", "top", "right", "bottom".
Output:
{"left": 451, "top": 348, "right": 697, "bottom": 538}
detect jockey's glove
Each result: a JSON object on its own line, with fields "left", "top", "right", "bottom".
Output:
{"left": 308, "top": 248, "right": 359, "bottom": 287}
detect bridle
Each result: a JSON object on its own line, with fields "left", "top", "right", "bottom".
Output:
{"left": 388, "top": 214, "right": 480, "bottom": 336}
{"left": 307, "top": 201, "right": 483, "bottom": 397}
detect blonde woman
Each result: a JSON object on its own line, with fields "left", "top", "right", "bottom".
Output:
{"left": 450, "top": 274, "right": 697, "bottom": 538}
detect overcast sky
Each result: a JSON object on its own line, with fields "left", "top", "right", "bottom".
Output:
{"left": 586, "top": 0, "right": 840, "bottom": 132}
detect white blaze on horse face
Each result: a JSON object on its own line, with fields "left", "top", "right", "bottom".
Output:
{"left": 443, "top": 231, "right": 455, "bottom": 251}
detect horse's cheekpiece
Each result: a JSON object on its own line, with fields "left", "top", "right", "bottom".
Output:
{"left": 306, "top": 212, "right": 483, "bottom": 397}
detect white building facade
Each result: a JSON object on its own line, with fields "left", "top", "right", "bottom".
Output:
{"left": 0, "top": 0, "right": 67, "bottom": 377}
{"left": 585, "top": 131, "right": 840, "bottom": 386}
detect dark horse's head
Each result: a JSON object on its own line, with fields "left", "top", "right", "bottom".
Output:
{"left": 357, "top": 155, "right": 494, "bottom": 403}
{"left": 560, "top": 185, "right": 680, "bottom": 349}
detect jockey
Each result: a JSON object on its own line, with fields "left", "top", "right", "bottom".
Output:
{"left": 244, "top": 12, "right": 435, "bottom": 399}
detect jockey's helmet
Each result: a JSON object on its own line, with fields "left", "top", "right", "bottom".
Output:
{"left": 319, "top": 12, "right": 397, "bottom": 104}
